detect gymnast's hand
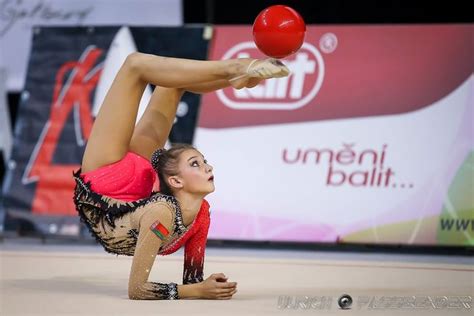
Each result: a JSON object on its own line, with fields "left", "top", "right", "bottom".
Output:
{"left": 198, "top": 273, "right": 238, "bottom": 300}
{"left": 229, "top": 58, "right": 290, "bottom": 89}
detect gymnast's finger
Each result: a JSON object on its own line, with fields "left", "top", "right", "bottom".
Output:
{"left": 216, "top": 281, "right": 237, "bottom": 289}
{"left": 217, "top": 288, "right": 238, "bottom": 299}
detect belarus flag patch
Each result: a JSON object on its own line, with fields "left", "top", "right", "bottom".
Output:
{"left": 150, "top": 220, "right": 170, "bottom": 241}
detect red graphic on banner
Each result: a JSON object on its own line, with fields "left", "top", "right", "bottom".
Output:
{"left": 27, "top": 47, "right": 103, "bottom": 215}
{"left": 200, "top": 25, "right": 473, "bottom": 128}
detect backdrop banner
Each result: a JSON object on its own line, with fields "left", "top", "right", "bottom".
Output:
{"left": 0, "top": 67, "right": 9, "bottom": 234}
{"left": 0, "top": 0, "right": 182, "bottom": 91}
{"left": 0, "top": 68, "right": 11, "bottom": 161}
{"left": 195, "top": 24, "right": 473, "bottom": 246}
{"left": 2, "top": 26, "right": 209, "bottom": 236}
{"left": 3, "top": 24, "right": 472, "bottom": 246}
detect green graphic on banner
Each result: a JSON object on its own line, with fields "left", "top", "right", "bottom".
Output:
{"left": 437, "top": 151, "right": 474, "bottom": 245}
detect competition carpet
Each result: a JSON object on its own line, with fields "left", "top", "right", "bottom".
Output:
{"left": 1, "top": 240, "right": 472, "bottom": 315}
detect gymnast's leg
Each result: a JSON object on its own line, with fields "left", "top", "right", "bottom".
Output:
{"left": 128, "top": 76, "right": 265, "bottom": 160}
{"left": 81, "top": 53, "right": 276, "bottom": 173}
{"left": 129, "top": 87, "right": 184, "bottom": 160}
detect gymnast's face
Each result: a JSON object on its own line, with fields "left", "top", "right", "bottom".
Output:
{"left": 172, "top": 149, "right": 215, "bottom": 195}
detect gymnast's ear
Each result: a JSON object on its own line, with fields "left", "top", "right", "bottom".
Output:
{"left": 168, "top": 176, "right": 183, "bottom": 189}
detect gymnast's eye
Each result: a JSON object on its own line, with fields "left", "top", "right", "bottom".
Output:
{"left": 191, "top": 161, "right": 199, "bottom": 167}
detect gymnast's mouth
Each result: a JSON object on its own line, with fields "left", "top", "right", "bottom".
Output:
{"left": 208, "top": 176, "right": 214, "bottom": 181}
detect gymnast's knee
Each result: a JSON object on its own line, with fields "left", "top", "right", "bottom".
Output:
{"left": 123, "top": 52, "right": 147, "bottom": 77}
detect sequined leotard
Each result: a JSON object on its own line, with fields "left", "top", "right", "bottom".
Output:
{"left": 72, "top": 151, "right": 210, "bottom": 300}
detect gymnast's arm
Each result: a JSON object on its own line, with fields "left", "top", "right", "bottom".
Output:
{"left": 127, "top": 205, "right": 201, "bottom": 300}
{"left": 127, "top": 206, "right": 234, "bottom": 300}
{"left": 181, "top": 212, "right": 238, "bottom": 300}
{"left": 182, "top": 211, "right": 211, "bottom": 284}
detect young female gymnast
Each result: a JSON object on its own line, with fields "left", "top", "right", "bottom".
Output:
{"left": 72, "top": 52, "right": 289, "bottom": 300}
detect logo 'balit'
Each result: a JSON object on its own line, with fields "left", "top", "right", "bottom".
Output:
{"left": 217, "top": 42, "right": 325, "bottom": 110}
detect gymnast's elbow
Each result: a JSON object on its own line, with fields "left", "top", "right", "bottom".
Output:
{"left": 128, "top": 285, "right": 140, "bottom": 300}
{"left": 128, "top": 283, "right": 146, "bottom": 300}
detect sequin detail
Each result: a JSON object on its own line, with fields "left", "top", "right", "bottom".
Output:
{"left": 151, "top": 148, "right": 166, "bottom": 172}
{"left": 130, "top": 282, "right": 179, "bottom": 300}
{"left": 73, "top": 169, "right": 189, "bottom": 256}
{"left": 72, "top": 168, "right": 211, "bottom": 294}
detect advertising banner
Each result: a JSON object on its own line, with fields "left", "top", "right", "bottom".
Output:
{"left": 195, "top": 25, "right": 473, "bottom": 246}
{"left": 0, "top": 0, "right": 182, "bottom": 91}
{"left": 2, "top": 26, "right": 209, "bottom": 235}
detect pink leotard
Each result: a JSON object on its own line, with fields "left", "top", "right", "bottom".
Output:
{"left": 82, "top": 151, "right": 157, "bottom": 201}
{"left": 73, "top": 150, "right": 211, "bottom": 299}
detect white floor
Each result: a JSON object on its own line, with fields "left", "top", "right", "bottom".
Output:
{"left": 1, "top": 240, "right": 473, "bottom": 316}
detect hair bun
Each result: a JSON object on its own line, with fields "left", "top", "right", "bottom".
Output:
{"left": 151, "top": 148, "right": 166, "bottom": 171}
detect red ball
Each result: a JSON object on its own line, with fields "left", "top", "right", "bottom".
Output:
{"left": 253, "top": 5, "right": 306, "bottom": 59}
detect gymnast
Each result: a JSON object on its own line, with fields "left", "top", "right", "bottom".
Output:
{"left": 72, "top": 52, "right": 289, "bottom": 300}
